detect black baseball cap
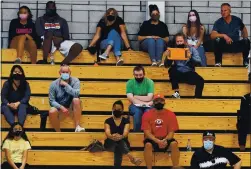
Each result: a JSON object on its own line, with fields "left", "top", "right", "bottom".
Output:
{"left": 203, "top": 131, "right": 216, "bottom": 138}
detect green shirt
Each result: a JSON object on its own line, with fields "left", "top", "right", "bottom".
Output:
{"left": 126, "top": 78, "right": 154, "bottom": 95}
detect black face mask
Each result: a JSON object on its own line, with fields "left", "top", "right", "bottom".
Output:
{"left": 107, "top": 15, "right": 115, "bottom": 21}
{"left": 13, "top": 130, "right": 23, "bottom": 137}
{"left": 135, "top": 77, "right": 144, "bottom": 83}
{"left": 176, "top": 44, "right": 185, "bottom": 48}
{"left": 12, "top": 74, "right": 24, "bottom": 80}
{"left": 151, "top": 14, "right": 160, "bottom": 21}
{"left": 46, "top": 9, "right": 57, "bottom": 17}
{"left": 154, "top": 103, "right": 164, "bottom": 110}
{"left": 113, "top": 110, "right": 122, "bottom": 118}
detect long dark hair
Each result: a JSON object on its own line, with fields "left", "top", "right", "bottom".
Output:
{"left": 8, "top": 65, "right": 28, "bottom": 94}
{"left": 186, "top": 10, "right": 202, "bottom": 37}
{"left": 2, "top": 122, "right": 30, "bottom": 147}
{"left": 17, "top": 6, "right": 33, "bottom": 20}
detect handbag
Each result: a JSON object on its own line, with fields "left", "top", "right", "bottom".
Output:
{"left": 82, "top": 139, "right": 105, "bottom": 152}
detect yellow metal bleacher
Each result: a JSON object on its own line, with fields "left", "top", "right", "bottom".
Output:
{"left": 1, "top": 49, "right": 250, "bottom": 167}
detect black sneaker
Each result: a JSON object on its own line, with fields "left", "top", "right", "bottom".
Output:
{"left": 36, "top": 60, "right": 48, "bottom": 64}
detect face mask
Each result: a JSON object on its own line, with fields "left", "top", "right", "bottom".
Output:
{"left": 203, "top": 140, "right": 214, "bottom": 150}
{"left": 46, "top": 9, "right": 57, "bottom": 17}
{"left": 12, "top": 74, "right": 23, "bottom": 80}
{"left": 113, "top": 110, "right": 122, "bottom": 118}
{"left": 19, "top": 14, "right": 28, "bottom": 20}
{"left": 61, "top": 73, "right": 70, "bottom": 80}
{"left": 135, "top": 77, "right": 144, "bottom": 83}
{"left": 107, "top": 15, "right": 115, "bottom": 21}
{"left": 154, "top": 103, "right": 164, "bottom": 110}
{"left": 176, "top": 44, "right": 185, "bottom": 48}
{"left": 13, "top": 130, "right": 23, "bottom": 137}
{"left": 189, "top": 16, "right": 197, "bottom": 22}
{"left": 151, "top": 14, "right": 160, "bottom": 21}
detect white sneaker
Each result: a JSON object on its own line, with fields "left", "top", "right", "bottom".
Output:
{"left": 151, "top": 62, "right": 157, "bottom": 66}
{"left": 116, "top": 59, "right": 124, "bottom": 66}
{"left": 99, "top": 53, "right": 108, "bottom": 60}
{"left": 75, "top": 125, "right": 85, "bottom": 132}
{"left": 215, "top": 63, "right": 221, "bottom": 67}
{"left": 159, "top": 63, "right": 164, "bottom": 67}
{"left": 172, "top": 92, "right": 180, "bottom": 99}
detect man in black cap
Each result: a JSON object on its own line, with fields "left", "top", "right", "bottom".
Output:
{"left": 190, "top": 131, "right": 242, "bottom": 169}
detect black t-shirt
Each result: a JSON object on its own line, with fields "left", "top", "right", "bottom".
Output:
{"left": 97, "top": 16, "right": 125, "bottom": 40}
{"left": 190, "top": 145, "right": 241, "bottom": 169}
{"left": 104, "top": 117, "right": 129, "bottom": 135}
{"left": 138, "top": 20, "right": 169, "bottom": 38}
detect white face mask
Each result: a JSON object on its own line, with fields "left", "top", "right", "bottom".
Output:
{"left": 203, "top": 140, "right": 214, "bottom": 150}
{"left": 189, "top": 16, "right": 197, "bottom": 22}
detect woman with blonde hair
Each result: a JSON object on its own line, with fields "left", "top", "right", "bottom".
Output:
{"left": 88, "top": 8, "right": 131, "bottom": 66}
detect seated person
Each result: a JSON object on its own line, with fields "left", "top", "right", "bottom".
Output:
{"left": 191, "top": 131, "right": 242, "bottom": 169}
{"left": 182, "top": 10, "right": 207, "bottom": 67}
{"left": 138, "top": 4, "right": 169, "bottom": 66}
{"left": 36, "top": 1, "right": 83, "bottom": 65}
{"left": 126, "top": 65, "right": 154, "bottom": 132}
{"left": 48, "top": 64, "right": 85, "bottom": 132}
{"left": 142, "top": 94, "right": 180, "bottom": 168}
{"left": 210, "top": 3, "right": 250, "bottom": 67}
{"left": 104, "top": 100, "right": 142, "bottom": 168}
{"left": 88, "top": 8, "right": 131, "bottom": 66}
{"left": 164, "top": 33, "right": 204, "bottom": 98}
{"left": 1, "top": 65, "right": 30, "bottom": 126}
{"left": 2, "top": 122, "right": 31, "bottom": 169}
{"left": 8, "top": 6, "right": 38, "bottom": 64}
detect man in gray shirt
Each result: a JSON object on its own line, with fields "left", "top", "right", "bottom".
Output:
{"left": 49, "top": 64, "right": 85, "bottom": 132}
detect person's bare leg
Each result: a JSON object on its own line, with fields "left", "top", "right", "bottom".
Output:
{"left": 49, "top": 108, "right": 61, "bottom": 132}
{"left": 144, "top": 143, "right": 153, "bottom": 169}
{"left": 72, "top": 98, "right": 82, "bottom": 127}
{"left": 26, "top": 39, "right": 37, "bottom": 64}
{"left": 126, "top": 153, "right": 142, "bottom": 166}
{"left": 170, "top": 141, "right": 180, "bottom": 167}
{"left": 104, "top": 45, "right": 112, "bottom": 55}
{"left": 16, "top": 35, "right": 27, "bottom": 60}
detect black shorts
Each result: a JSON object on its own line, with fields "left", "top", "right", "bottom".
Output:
{"left": 144, "top": 138, "right": 177, "bottom": 152}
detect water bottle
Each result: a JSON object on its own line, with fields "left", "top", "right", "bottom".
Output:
{"left": 186, "top": 139, "right": 192, "bottom": 151}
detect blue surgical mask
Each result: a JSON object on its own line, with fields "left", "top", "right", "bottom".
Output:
{"left": 203, "top": 140, "right": 214, "bottom": 150}
{"left": 61, "top": 73, "right": 70, "bottom": 80}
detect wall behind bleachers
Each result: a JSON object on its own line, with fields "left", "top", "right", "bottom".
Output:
{"left": 1, "top": 0, "right": 251, "bottom": 50}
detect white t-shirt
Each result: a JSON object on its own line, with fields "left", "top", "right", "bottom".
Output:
{"left": 2, "top": 138, "right": 31, "bottom": 163}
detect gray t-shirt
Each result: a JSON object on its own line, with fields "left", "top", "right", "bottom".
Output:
{"left": 212, "top": 15, "right": 245, "bottom": 41}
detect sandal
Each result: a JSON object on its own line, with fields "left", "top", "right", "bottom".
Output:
{"left": 130, "top": 157, "right": 142, "bottom": 166}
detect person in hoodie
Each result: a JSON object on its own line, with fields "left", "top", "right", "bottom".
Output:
{"left": 35, "top": 1, "right": 83, "bottom": 65}
{"left": 164, "top": 33, "right": 204, "bottom": 98}
{"left": 8, "top": 6, "right": 38, "bottom": 64}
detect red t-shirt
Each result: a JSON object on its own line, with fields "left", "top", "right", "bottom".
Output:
{"left": 141, "top": 108, "right": 179, "bottom": 138}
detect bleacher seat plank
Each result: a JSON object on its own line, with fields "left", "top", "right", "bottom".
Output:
{"left": 1, "top": 151, "right": 249, "bottom": 166}
{"left": 2, "top": 132, "right": 249, "bottom": 148}
{"left": 1, "top": 115, "right": 238, "bottom": 130}
{"left": 1, "top": 64, "right": 248, "bottom": 81}
{"left": 1, "top": 80, "right": 249, "bottom": 97}
{"left": 1, "top": 49, "right": 243, "bottom": 65}
{"left": 25, "top": 97, "right": 240, "bottom": 113}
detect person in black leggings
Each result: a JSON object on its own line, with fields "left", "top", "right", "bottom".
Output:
{"left": 104, "top": 100, "right": 142, "bottom": 169}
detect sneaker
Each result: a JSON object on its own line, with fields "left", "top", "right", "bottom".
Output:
{"left": 159, "top": 63, "right": 165, "bottom": 67}
{"left": 172, "top": 92, "right": 180, "bottom": 99}
{"left": 116, "top": 59, "right": 124, "bottom": 66}
{"left": 244, "top": 62, "right": 249, "bottom": 68}
{"left": 37, "top": 60, "right": 48, "bottom": 64}
{"left": 75, "top": 125, "right": 85, "bottom": 132}
{"left": 151, "top": 62, "right": 157, "bottom": 66}
{"left": 99, "top": 53, "right": 108, "bottom": 60}
{"left": 94, "top": 61, "right": 99, "bottom": 66}
{"left": 50, "top": 59, "right": 55, "bottom": 65}
{"left": 14, "top": 58, "right": 21, "bottom": 64}
{"left": 215, "top": 63, "right": 222, "bottom": 67}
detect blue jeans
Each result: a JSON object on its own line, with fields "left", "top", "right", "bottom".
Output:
{"left": 1, "top": 104, "right": 27, "bottom": 126}
{"left": 100, "top": 29, "right": 122, "bottom": 57}
{"left": 140, "top": 38, "right": 166, "bottom": 62}
{"left": 197, "top": 45, "right": 207, "bottom": 67}
{"left": 129, "top": 104, "right": 152, "bottom": 132}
